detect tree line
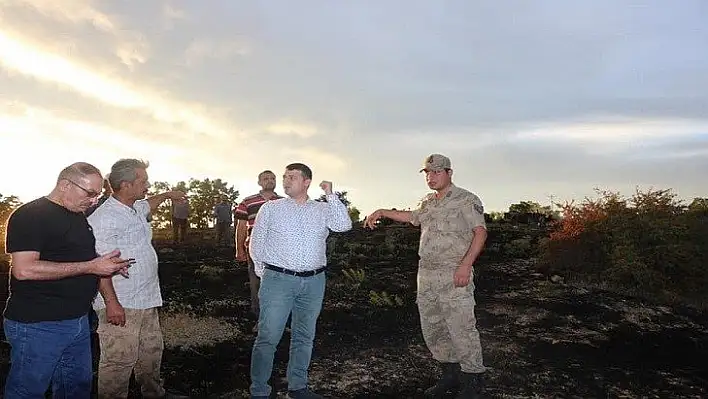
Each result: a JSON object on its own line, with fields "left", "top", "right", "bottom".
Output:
{"left": 147, "top": 178, "right": 360, "bottom": 229}
{"left": 539, "top": 188, "right": 708, "bottom": 307}
{"left": 0, "top": 177, "right": 362, "bottom": 248}
{"left": 2, "top": 183, "right": 707, "bottom": 251}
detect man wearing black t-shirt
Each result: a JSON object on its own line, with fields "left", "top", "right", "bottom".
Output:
{"left": 3, "top": 162, "right": 132, "bottom": 399}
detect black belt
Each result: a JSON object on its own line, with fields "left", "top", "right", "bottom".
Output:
{"left": 264, "top": 263, "right": 327, "bottom": 277}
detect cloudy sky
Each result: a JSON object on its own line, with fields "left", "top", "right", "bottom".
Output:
{"left": 1, "top": 0, "right": 706, "bottom": 214}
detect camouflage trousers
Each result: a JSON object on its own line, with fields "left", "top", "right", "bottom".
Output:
{"left": 416, "top": 265, "right": 486, "bottom": 373}
{"left": 95, "top": 307, "right": 166, "bottom": 398}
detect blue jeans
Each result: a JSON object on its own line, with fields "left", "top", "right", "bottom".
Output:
{"left": 3, "top": 314, "right": 93, "bottom": 399}
{"left": 250, "top": 269, "right": 326, "bottom": 397}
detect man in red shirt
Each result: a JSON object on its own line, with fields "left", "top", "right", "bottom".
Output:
{"left": 234, "top": 170, "right": 283, "bottom": 315}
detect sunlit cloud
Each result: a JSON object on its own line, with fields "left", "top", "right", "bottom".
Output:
{"left": 1, "top": 0, "right": 116, "bottom": 32}
{"left": 0, "top": 30, "right": 237, "bottom": 140}
{"left": 184, "top": 38, "right": 251, "bottom": 66}
{"left": 115, "top": 36, "right": 150, "bottom": 69}
{"left": 280, "top": 147, "right": 347, "bottom": 173}
{"left": 391, "top": 130, "right": 509, "bottom": 152}
{"left": 162, "top": 2, "right": 187, "bottom": 25}
{"left": 516, "top": 117, "right": 708, "bottom": 144}
{"left": 0, "top": 1, "right": 706, "bottom": 215}
{"left": 0, "top": 103, "right": 199, "bottom": 199}
{"left": 266, "top": 123, "right": 319, "bottom": 138}
{"left": 0, "top": 103, "right": 184, "bottom": 157}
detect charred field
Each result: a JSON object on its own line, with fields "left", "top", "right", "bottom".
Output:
{"left": 1, "top": 225, "right": 707, "bottom": 398}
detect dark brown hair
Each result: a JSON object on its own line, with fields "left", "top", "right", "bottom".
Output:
{"left": 285, "top": 163, "right": 312, "bottom": 180}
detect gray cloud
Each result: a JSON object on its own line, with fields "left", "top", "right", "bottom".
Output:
{"left": 1, "top": 0, "right": 707, "bottom": 211}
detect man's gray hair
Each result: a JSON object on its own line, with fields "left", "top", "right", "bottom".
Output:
{"left": 109, "top": 159, "right": 149, "bottom": 191}
{"left": 57, "top": 162, "right": 102, "bottom": 184}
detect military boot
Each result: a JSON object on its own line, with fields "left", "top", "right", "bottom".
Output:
{"left": 424, "top": 362, "right": 461, "bottom": 398}
{"left": 455, "top": 372, "right": 483, "bottom": 398}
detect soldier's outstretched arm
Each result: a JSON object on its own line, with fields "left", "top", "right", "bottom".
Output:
{"left": 364, "top": 209, "right": 412, "bottom": 229}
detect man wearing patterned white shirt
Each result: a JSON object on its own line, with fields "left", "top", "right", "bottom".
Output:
{"left": 248, "top": 163, "right": 352, "bottom": 399}
{"left": 87, "top": 159, "right": 188, "bottom": 399}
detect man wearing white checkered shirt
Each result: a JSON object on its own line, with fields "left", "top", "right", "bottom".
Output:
{"left": 87, "top": 159, "right": 188, "bottom": 399}
{"left": 248, "top": 162, "right": 352, "bottom": 399}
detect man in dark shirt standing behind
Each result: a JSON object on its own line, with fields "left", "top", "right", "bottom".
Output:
{"left": 3, "top": 162, "right": 131, "bottom": 398}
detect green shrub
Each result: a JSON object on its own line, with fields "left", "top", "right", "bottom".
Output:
{"left": 503, "top": 238, "right": 533, "bottom": 258}
{"left": 369, "top": 290, "right": 404, "bottom": 308}
{"left": 342, "top": 268, "right": 366, "bottom": 290}
{"left": 538, "top": 188, "right": 708, "bottom": 306}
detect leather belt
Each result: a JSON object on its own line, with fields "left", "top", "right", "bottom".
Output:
{"left": 264, "top": 263, "right": 327, "bottom": 277}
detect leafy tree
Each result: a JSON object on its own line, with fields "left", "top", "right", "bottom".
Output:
{"left": 487, "top": 211, "right": 504, "bottom": 222}
{"left": 348, "top": 206, "right": 361, "bottom": 223}
{"left": 147, "top": 181, "right": 172, "bottom": 229}
{"left": 187, "top": 178, "right": 239, "bottom": 229}
{"left": 508, "top": 201, "right": 550, "bottom": 214}
{"left": 317, "top": 191, "right": 351, "bottom": 207}
{"left": 146, "top": 179, "right": 238, "bottom": 229}
{"left": 316, "top": 191, "right": 359, "bottom": 223}
{"left": 1, "top": 193, "right": 22, "bottom": 253}
{"left": 688, "top": 197, "right": 708, "bottom": 212}
{"left": 148, "top": 181, "right": 188, "bottom": 229}
{"left": 540, "top": 187, "right": 708, "bottom": 305}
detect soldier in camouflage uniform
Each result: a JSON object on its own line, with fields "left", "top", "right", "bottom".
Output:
{"left": 364, "top": 154, "right": 488, "bottom": 398}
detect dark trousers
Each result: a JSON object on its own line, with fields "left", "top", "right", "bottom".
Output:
{"left": 216, "top": 222, "right": 230, "bottom": 245}
{"left": 172, "top": 218, "right": 188, "bottom": 243}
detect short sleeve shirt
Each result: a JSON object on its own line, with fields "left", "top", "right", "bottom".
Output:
{"left": 234, "top": 192, "right": 284, "bottom": 230}
{"left": 4, "top": 197, "right": 99, "bottom": 322}
{"left": 410, "top": 185, "right": 486, "bottom": 267}
{"left": 88, "top": 197, "right": 161, "bottom": 310}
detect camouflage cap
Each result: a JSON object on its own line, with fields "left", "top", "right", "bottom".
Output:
{"left": 420, "top": 154, "right": 451, "bottom": 172}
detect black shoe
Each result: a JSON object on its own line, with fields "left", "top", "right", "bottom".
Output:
{"left": 424, "top": 363, "right": 461, "bottom": 398}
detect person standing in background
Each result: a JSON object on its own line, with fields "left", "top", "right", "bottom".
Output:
{"left": 234, "top": 170, "right": 283, "bottom": 316}
{"left": 172, "top": 197, "right": 189, "bottom": 244}
{"left": 213, "top": 197, "right": 232, "bottom": 246}
{"left": 85, "top": 174, "right": 112, "bottom": 217}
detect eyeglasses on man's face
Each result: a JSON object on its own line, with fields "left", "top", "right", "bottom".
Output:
{"left": 66, "top": 179, "right": 101, "bottom": 199}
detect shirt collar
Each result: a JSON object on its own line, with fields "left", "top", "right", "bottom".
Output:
{"left": 107, "top": 195, "right": 138, "bottom": 212}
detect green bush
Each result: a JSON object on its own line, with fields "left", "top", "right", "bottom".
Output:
{"left": 503, "top": 237, "right": 534, "bottom": 258}
{"left": 1, "top": 194, "right": 22, "bottom": 255}
{"left": 538, "top": 188, "right": 708, "bottom": 305}
{"left": 369, "top": 290, "right": 404, "bottom": 308}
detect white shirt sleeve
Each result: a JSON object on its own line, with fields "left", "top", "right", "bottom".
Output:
{"left": 248, "top": 201, "right": 271, "bottom": 278}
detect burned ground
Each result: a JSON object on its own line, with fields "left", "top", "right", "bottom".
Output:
{"left": 1, "top": 226, "right": 707, "bottom": 398}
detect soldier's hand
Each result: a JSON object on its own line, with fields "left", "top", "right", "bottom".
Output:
{"left": 91, "top": 250, "right": 130, "bottom": 277}
{"left": 454, "top": 264, "right": 473, "bottom": 287}
{"left": 319, "top": 181, "right": 333, "bottom": 195}
{"left": 364, "top": 209, "right": 384, "bottom": 229}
